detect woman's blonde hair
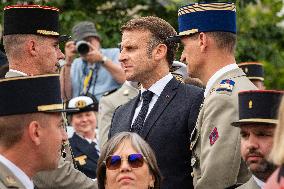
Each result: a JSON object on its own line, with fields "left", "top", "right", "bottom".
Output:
{"left": 269, "top": 96, "right": 284, "bottom": 165}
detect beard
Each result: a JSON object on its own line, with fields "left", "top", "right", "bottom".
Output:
{"left": 246, "top": 149, "right": 277, "bottom": 181}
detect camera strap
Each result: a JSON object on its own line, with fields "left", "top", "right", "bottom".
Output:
{"left": 81, "top": 64, "right": 99, "bottom": 96}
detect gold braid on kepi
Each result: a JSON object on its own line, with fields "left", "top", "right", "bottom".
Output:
{"left": 168, "top": 2, "right": 236, "bottom": 42}
{"left": 3, "top": 4, "right": 70, "bottom": 42}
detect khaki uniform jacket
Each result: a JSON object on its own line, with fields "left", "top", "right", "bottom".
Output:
{"left": 191, "top": 68, "right": 257, "bottom": 189}
{"left": 0, "top": 161, "right": 26, "bottom": 189}
{"left": 98, "top": 82, "right": 138, "bottom": 149}
{"left": 236, "top": 177, "right": 260, "bottom": 189}
{"left": 5, "top": 71, "right": 97, "bottom": 189}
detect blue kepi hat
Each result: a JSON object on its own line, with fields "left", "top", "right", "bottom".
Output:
{"left": 169, "top": 2, "right": 236, "bottom": 42}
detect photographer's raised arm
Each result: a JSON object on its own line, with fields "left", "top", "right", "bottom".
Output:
{"left": 82, "top": 43, "right": 125, "bottom": 84}
{"left": 59, "top": 41, "right": 77, "bottom": 101}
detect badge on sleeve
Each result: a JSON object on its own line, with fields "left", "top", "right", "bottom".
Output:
{"left": 209, "top": 127, "right": 219, "bottom": 145}
{"left": 74, "top": 155, "right": 87, "bottom": 165}
{"left": 216, "top": 79, "right": 235, "bottom": 95}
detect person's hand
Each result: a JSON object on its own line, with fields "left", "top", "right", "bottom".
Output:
{"left": 64, "top": 41, "right": 77, "bottom": 65}
{"left": 81, "top": 43, "right": 103, "bottom": 64}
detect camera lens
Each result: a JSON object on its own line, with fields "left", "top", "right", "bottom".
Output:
{"left": 76, "top": 41, "right": 90, "bottom": 55}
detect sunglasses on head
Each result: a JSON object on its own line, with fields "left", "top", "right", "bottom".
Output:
{"left": 105, "top": 153, "right": 146, "bottom": 170}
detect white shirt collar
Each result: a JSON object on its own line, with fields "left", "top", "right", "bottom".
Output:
{"left": 252, "top": 175, "right": 265, "bottom": 188}
{"left": 204, "top": 63, "right": 238, "bottom": 97}
{"left": 0, "top": 154, "right": 34, "bottom": 189}
{"left": 125, "top": 81, "right": 139, "bottom": 89}
{"left": 141, "top": 73, "right": 173, "bottom": 97}
{"left": 9, "top": 69, "right": 28, "bottom": 76}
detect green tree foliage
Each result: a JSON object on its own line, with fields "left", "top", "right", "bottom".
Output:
{"left": 0, "top": 0, "right": 283, "bottom": 89}
{"left": 236, "top": 0, "right": 284, "bottom": 89}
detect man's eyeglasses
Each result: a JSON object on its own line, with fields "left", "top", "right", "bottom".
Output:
{"left": 104, "top": 153, "right": 146, "bottom": 170}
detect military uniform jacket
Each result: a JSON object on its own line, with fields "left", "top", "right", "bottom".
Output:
{"left": 69, "top": 133, "right": 99, "bottom": 179}
{"left": 98, "top": 82, "right": 138, "bottom": 149}
{"left": 191, "top": 68, "right": 257, "bottom": 189}
{"left": 109, "top": 78, "right": 204, "bottom": 189}
{"left": 0, "top": 161, "right": 26, "bottom": 189}
{"left": 236, "top": 177, "right": 260, "bottom": 189}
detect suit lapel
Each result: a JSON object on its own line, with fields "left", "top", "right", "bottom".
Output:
{"left": 139, "top": 78, "right": 179, "bottom": 139}
{"left": 119, "top": 93, "right": 141, "bottom": 132}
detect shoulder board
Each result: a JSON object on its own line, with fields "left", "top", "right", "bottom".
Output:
{"left": 216, "top": 79, "right": 235, "bottom": 95}
{"left": 103, "top": 88, "right": 118, "bottom": 96}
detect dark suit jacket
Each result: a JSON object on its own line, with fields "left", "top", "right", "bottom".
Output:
{"left": 109, "top": 78, "right": 204, "bottom": 189}
{"left": 69, "top": 133, "right": 99, "bottom": 179}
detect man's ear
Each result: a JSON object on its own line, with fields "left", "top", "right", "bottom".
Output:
{"left": 198, "top": 32, "right": 208, "bottom": 52}
{"left": 153, "top": 44, "right": 167, "bottom": 61}
{"left": 27, "top": 38, "right": 37, "bottom": 56}
{"left": 28, "top": 121, "right": 41, "bottom": 145}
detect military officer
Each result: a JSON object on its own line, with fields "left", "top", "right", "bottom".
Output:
{"left": 0, "top": 74, "right": 72, "bottom": 188}
{"left": 238, "top": 62, "right": 265, "bottom": 89}
{"left": 2, "top": 4, "right": 97, "bottom": 189}
{"left": 231, "top": 90, "right": 283, "bottom": 189}
{"left": 67, "top": 96, "right": 100, "bottom": 179}
{"left": 170, "top": 2, "right": 257, "bottom": 188}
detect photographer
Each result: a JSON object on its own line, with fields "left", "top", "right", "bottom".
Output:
{"left": 60, "top": 21, "right": 125, "bottom": 102}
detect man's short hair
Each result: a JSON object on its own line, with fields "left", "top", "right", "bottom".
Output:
{"left": 121, "top": 16, "right": 178, "bottom": 65}
{"left": 0, "top": 113, "right": 44, "bottom": 148}
{"left": 3, "top": 34, "right": 46, "bottom": 58}
{"left": 207, "top": 32, "right": 236, "bottom": 54}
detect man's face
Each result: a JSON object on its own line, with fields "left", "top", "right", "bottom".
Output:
{"left": 71, "top": 111, "right": 96, "bottom": 137}
{"left": 119, "top": 30, "right": 155, "bottom": 82}
{"left": 37, "top": 37, "right": 65, "bottom": 74}
{"left": 240, "top": 124, "right": 276, "bottom": 180}
{"left": 180, "top": 35, "right": 202, "bottom": 78}
{"left": 39, "top": 113, "right": 67, "bottom": 170}
{"left": 84, "top": 36, "right": 100, "bottom": 50}
{"left": 251, "top": 79, "right": 265, "bottom": 90}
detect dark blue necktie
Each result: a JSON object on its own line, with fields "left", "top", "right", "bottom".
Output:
{"left": 131, "top": 90, "right": 154, "bottom": 133}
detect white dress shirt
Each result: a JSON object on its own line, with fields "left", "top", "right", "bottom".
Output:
{"left": 131, "top": 73, "right": 173, "bottom": 126}
{"left": 204, "top": 63, "right": 238, "bottom": 97}
{"left": 252, "top": 175, "right": 265, "bottom": 189}
{"left": 0, "top": 154, "right": 34, "bottom": 189}
{"left": 9, "top": 69, "right": 28, "bottom": 76}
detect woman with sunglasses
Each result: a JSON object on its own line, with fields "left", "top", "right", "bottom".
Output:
{"left": 97, "top": 132, "right": 161, "bottom": 189}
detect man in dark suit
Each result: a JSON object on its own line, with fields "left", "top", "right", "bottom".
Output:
{"left": 109, "top": 16, "right": 204, "bottom": 189}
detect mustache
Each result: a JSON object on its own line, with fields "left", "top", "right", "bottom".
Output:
{"left": 246, "top": 148, "right": 263, "bottom": 157}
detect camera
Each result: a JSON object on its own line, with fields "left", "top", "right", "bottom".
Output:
{"left": 76, "top": 40, "right": 90, "bottom": 55}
